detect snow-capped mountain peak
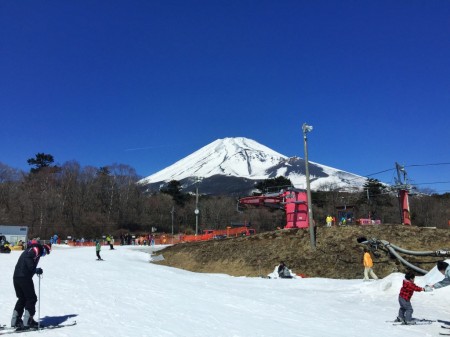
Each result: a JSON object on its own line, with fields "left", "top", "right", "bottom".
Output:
{"left": 139, "top": 137, "right": 287, "bottom": 184}
{"left": 138, "top": 137, "right": 366, "bottom": 195}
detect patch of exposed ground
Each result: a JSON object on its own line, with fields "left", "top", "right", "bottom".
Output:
{"left": 154, "top": 225, "right": 450, "bottom": 279}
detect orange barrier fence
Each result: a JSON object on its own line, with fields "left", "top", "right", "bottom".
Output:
{"left": 63, "top": 227, "right": 256, "bottom": 247}
{"left": 67, "top": 241, "right": 97, "bottom": 247}
{"left": 180, "top": 227, "right": 256, "bottom": 243}
{"left": 357, "top": 219, "right": 382, "bottom": 225}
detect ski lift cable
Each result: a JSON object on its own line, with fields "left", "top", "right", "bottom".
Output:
{"left": 406, "top": 162, "right": 450, "bottom": 168}
{"left": 412, "top": 181, "right": 450, "bottom": 186}
{"left": 344, "top": 162, "right": 450, "bottom": 185}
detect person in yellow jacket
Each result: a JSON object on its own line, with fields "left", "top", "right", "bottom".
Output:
{"left": 363, "top": 248, "right": 378, "bottom": 280}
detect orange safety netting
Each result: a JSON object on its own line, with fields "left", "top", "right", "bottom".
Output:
{"left": 64, "top": 227, "right": 255, "bottom": 247}
{"left": 180, "top": 227, "right": 255, "bottom": 243}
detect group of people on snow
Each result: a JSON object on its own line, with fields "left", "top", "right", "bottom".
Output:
{"left": 8, "top": 238, "right": 107, "bottom": 330}
{"left": 394, "top": 261, "right": 449, "bottom": 324}
{"left": 276, "top": 249, "right": 449, "bottom": 326}
{"left": 363, "top": 247, "right": 450, "bottom": 325}
{"left": 5, "top": 237, "right": 450, "bottom": 330}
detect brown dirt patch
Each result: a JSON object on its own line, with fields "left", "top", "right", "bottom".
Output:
{"left": 154, "top": 225, "right": 450, "bottom": 279}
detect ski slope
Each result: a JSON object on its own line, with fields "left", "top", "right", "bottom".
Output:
{"left": 1, "top": 245, "right": 449, "bottom": 337}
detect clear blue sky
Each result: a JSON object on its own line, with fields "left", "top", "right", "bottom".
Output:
{"left": 1, "top": 1, "right": 449, "bottom": 193}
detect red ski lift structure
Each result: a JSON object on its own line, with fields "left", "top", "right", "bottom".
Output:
{"left": 395, "top": 162, "right": 413, "bottom": 225}
{"left": 238, "top": 187, "right": 309, "bottom": 229}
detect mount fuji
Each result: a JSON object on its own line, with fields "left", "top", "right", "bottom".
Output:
{"left": 138, "top": 137, "right": 366, "bottom": 196}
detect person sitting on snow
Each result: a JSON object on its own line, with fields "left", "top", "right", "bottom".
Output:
{"left": 277, "top": 261, "right": 293, "bottom": 279}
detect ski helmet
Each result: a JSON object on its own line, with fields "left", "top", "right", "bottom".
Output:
{"left": 42, "top": 244, "right": 51, "bottom": 256}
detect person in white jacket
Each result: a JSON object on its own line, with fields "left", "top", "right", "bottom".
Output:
{"left": 430, "top": 260, "right": 450, "bottom": 289}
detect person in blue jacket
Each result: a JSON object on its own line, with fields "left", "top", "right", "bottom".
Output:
{"left": 11, "top": 241, "right": 51, "bottom": 329}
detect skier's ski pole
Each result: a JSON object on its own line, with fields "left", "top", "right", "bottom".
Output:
{"left": 38, "top": 274, "right": 41, "bottom": 330}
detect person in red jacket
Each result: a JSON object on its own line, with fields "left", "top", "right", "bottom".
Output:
{"left": 396, "top": 271, "right": 432, "bottom": 324}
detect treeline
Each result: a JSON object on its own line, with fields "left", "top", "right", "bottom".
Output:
{"left": 0, "top": 154, "right": 448, "bottom": 240}
{"left": 0, "top": 154, "right": 272, "bottom": 239}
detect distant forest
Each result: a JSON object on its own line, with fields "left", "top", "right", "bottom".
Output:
{"left": 0, "top": 153, "right": 449, "bottom": 240}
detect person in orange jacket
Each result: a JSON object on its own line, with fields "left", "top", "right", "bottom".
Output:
{"left": 363, "top": 248, "right": 378, "bottom": 280}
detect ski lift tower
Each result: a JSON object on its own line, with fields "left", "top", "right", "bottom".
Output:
{"left": 395, "top": 162, "right": 412, "bottom": 225}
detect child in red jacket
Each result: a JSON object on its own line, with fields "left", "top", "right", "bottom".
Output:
{"left": 396, "top": 272, "right": 432, "bottom": 324}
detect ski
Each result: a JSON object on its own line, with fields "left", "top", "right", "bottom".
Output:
{"left": 439, "top": 333, "right": 450, "bottom": 336}
{"left": 393, "top": 322, "right": 433, "bottom": 326}
{"left": 388, "top": 318, "right": 435, "bottom": 324}
{"left": 0, "top": 322, "right": 76, "bottom": 335}
{"left": 443, "top": 326, "right": 450, "bottom": 329}
{"left": 386, "top": 318, "right": 435, "bottom": 322}
{"left": 392, "top": 319, "right": 435, "bottom": 326}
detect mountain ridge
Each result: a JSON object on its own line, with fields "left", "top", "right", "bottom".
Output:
{"left": 138, "top": 137, "right": 366, "bottom": 195}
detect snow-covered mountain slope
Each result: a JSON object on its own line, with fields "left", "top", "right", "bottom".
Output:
{"left": 140, "top": 137, "right": 287, "bottom": 183}
{"left": 138, "top": 137, "right": 366, "bottom": 194}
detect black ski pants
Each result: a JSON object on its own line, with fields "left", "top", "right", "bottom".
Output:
{"left": 13, "top": 277, "right": 37, "bottom": 317}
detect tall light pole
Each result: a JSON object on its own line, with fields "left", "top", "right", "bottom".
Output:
{"left": 170, "top": 206, "right": 175, "bottom": 244}
{"left": 302, "top": 123, "right": 315, "bottom": 249}
{"left": 194, "top": 179, "right": 199, "bottom": 235}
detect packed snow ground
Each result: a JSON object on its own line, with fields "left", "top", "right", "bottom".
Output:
{"left": 1, "top": 245, "right": 449, "bottom": 337}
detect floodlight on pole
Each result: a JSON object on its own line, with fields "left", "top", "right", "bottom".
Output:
{"left": 302, "top": 123, "right": 316, "bottom": 249}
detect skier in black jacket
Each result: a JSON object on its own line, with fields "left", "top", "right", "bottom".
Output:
{"left": 11, "top": 241, "right": 51, "bottom": 329}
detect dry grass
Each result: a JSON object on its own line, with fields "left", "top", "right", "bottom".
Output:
{"left": 155, "top": 225, "right": 450, "bottom": 279}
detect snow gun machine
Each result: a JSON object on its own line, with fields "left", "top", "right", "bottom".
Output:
{"left": 357, "top": 236, "right": 450, "bottom": 275}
